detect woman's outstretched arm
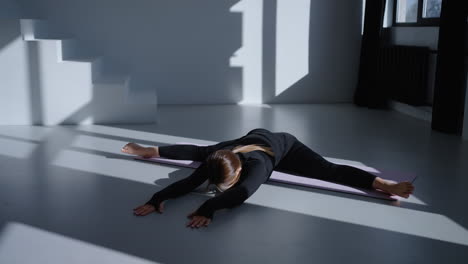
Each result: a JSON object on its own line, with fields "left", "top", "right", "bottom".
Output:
{"left": 192, "top": 159, "right": 268, "bottom": 220}
{"left": 157, "top": 136, "right": 245, "bottom": 161}
{"left": 122, "top": 135, "right": 246, "bottom": 162}
{"left": 122, "top": 134, "right": 247, "bottom": 161}
{"left": 144, "top": 163, "right": 209, "bottom": 208}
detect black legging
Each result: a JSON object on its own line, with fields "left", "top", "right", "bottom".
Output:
{"left": 274, "top": 135, "right": 376, "bottom": 189}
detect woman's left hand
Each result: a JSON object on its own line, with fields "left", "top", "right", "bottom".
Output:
{"left": 186, "top": 210, "right": 211, "bottom": 228}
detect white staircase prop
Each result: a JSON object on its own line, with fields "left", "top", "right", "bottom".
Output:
{"left": 16, "top": 19, "right": 157, "bottom": 125}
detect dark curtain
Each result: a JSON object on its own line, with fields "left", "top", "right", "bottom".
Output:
{"left": 431, "top": 0, "right": 468, "bottom": 134}
{"left": 354, "top": 0, "right": 388, "bottom": 108}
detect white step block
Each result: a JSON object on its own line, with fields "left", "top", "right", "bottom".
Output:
{"left": 37, "top": 41, "right": 157, "bottom": 124}
{"left": 0, "top": 28, "right": 31, "bottom": 125}
{"left": 35, "top": 40, "right": 93, "bottom": 125}
{"left": 19, "top": 19, "right": 37, "bottom": 41}
{"left": 6, "top": 19, "right": 158, "bottom": 125}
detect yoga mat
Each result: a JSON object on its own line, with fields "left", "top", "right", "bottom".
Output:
{"left": 134, "top": 143, "right": 416, "bottom": 201}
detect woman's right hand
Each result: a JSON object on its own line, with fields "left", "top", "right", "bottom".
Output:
{"left": 133, "top": 202, "right": 164, "bottom": 216}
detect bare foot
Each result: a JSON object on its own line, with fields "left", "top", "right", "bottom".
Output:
{"left": 373, "top": 177, "right": 415, "bottom": 198}
{"left": 121, "top": 143, "right": 156, "bottom": 158}
{"left": 384, "top": 181, "right": 415, "bottom": 198}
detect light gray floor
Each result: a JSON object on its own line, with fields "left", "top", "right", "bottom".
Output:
{"left": 1, "top": 104, "right": 468, "bottom": 264}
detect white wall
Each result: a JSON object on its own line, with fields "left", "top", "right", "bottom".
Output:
{"left": 0, "top": 0, "right": 22, "bottom": 18}
{"left": 0, "top": 20, "right": 32, "bottom": 124}
{"left": 15, "top": 0, "right": 364, "bottom": 104}
{"left": 0, "top": 2, "right": 31, "bottom": 124}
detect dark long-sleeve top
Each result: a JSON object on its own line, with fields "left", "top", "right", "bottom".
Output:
{"left": 145, "top": 128, "right": 296, "bottom": 219}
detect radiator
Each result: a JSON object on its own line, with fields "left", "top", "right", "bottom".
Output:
{"left": 378, "top": 45, "right": 430, "bottom": 106}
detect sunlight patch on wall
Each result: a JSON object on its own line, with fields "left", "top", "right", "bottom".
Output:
{"left": 0, "top": 222, "right": 160, "bottom": 264}
{"left": 0, "top": 36, "right": 32, "bottom": 125}
{"left": 230, "top": 0, "right": 263, "bottom": 104}
{"left": 248, "top": 184, "right": 467, "bottom": 246}
{"left": 275, "top": 0, "right": 310, "bottom": 96}
{"left": 35, "top": 40, "right": 93, "bottom": 125}
{"left": 362, "top": 0, "right": 366, "bottom": 34}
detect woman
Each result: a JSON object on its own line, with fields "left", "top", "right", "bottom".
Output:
{"left": 122, "top": 128, "right": 414, "bottom": 229}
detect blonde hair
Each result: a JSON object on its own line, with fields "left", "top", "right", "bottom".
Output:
{"left": 232, "top": 144, "right": 275, "bottom": 157}
{"left": 206, "top": 144, "right": 274, "bottom": 193}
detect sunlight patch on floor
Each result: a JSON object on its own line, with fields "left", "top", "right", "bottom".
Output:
{"left": 51, "top": 149, "right": 179, "bottom": 185}
{"left": 75, "top": 125, "right": 218, "bottom": 146}
{"left": 0, "top": 126, "right": 52, "bottom": 142}
{"left": 248, "top": 184, "right": 467, "bottom": 246}
{"left": 0, "top": 137, "right": 37, "bottom": 159}
{"left": 0, "top": 222, "right": 159, "bottom": 264}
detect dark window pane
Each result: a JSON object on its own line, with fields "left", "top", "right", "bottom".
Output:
{"left": 396, "top": 0, "right": 418, "bottom": 23}
{"left": 423, "top": 0, "right": 442, "bottom": 18}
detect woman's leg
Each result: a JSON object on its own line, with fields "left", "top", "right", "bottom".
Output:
{"left": 274, "top": 139, "right": 414, "bottom": 197}
{"left": 275, "top": 139, "right": 375, "bottom": 188}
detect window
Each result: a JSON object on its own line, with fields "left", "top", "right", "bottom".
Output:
{"left": 422, "top": 0, "right": 442, "bottom": 18}
{"left": 396, "top": 0, "right": 418, "bottom": 23}
{"left": 394, "top": 0, "right": 441, "bottom": 26}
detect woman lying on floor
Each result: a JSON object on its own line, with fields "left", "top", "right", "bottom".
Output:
{"left": 122, "top": 128, "right": 414, "bottom": 229}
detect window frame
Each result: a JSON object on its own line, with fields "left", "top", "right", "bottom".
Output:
{"left": 393, "top": 0, "right": 441, "bottom": 27}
